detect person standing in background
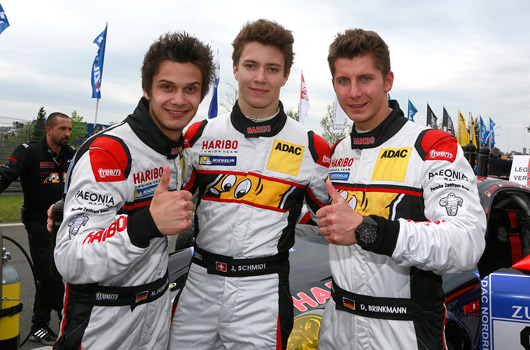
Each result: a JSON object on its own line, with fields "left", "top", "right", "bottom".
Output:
{"left": 0, "top": 112, "right": 75, "bottom": 345}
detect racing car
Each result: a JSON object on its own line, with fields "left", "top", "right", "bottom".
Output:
{"left": 168, "top": 177, "right": 530, "bottom": 350}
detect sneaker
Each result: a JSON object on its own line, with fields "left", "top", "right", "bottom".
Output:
{"left": 29, "top": 325, "right": 58, "bottom": 346}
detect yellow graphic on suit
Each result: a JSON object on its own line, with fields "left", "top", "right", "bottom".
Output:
{"left": 371, "top": 147, "right": 411, "bottom": 182}
{"left": 334, "top": 189, "right": 399, "bottom": 219}
{"left": 267, "top": 139, "right": 305, "bottom": 176}
{"left": 204, "top": 173, "right": 299, "bottom": 212}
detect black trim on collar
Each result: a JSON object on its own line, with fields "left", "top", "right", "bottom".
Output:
{"left": 349, "top": 100, "right": 408, "bottom": 149}
{"left": 125, "top": 97, "right": 183, "bottom": 159}
{"left": 230, "top": 100, "right": 287, "bottom": 138}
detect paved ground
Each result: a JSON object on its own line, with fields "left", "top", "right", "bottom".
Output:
{"left": 2, "top": 222, "right": 57, "bottom": 350}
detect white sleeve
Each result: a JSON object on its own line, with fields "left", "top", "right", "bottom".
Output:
{"left": 392, "top": 142, "right": 487, "bottom": 275}
{"left": 54, "top": 147, "right": 147, "bottom": 284}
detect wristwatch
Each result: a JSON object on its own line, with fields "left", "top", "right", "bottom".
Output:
{"left": 355, "top": 216, "right": 379, "bottom": 249}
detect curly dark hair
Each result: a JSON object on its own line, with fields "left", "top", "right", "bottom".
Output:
{"left": 142, "top": 32, "right": 215, "bottom": 101}
{"left": 328, "top": 29, "right": 390, "bottom": 78}
{"left": 232, "top": 19, "right": 294, "bottom": 75}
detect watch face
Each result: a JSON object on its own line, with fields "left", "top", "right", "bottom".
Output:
{"left": 357, "top": 223, "right": 378, "bottom": 246}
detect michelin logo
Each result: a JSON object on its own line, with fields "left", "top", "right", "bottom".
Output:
{"left": 199, "top": 156, "right": 237, "bottom": 166}
{"left": 329, "top": 172, "right": 350, "bottom": 181}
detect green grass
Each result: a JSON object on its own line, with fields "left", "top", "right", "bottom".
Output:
{"left": 0, "top": 196, "right": 23, "bottom": 222}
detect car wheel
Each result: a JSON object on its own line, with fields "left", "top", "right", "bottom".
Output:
{"left": 445, "top": 319, "right": 472, "bottom": 350}
{"left": 175, "top": 221, "right": 195, "bottom": 251}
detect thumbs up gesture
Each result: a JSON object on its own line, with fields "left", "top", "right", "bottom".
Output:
{"left": 316, "top": 179, "right": 363, "bottom": 245}
{"left": 149, "top": 165, "right": 194, "bottom": 236}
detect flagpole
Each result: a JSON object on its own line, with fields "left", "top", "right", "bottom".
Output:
{"left": 94, "top": 98, "right": 99, "bottom": 127}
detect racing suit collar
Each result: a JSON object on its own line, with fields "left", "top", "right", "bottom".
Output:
{"left": 230, "top": 100, "right": 287, "bottom": 138}
{"left": 349, "top": 100, "right": 407, "bottom": 149}
{"left": 125, "top": 97, "right": 183, "bottom": 159}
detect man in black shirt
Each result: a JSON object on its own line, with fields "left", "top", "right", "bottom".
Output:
{"left": 0, "top": 112, "right": 75, "bottom": 345}
{"left": 489, "top": 147, "right": 512, "bottom": 177}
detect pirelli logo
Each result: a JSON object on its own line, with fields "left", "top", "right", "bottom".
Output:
{"left": 267, "top": 139, "right": 305, "bottom": 176}
{"left": 371, "top": 147, "right": 411, "bottom": 182}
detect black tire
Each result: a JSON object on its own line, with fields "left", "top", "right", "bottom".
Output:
{"left": 445, "top": 319, "right": 472, "bottom": 350}
{"left": 174, "top": 221, "right": 195, "bottom": 251}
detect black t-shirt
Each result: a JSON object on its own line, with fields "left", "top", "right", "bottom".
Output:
{"left": 0, "top": 137, "right": 75, "bottom": 215}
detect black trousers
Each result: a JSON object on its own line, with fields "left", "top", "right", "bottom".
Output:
{"left": 23, "top": 219, "right": 64, "bottom": 329}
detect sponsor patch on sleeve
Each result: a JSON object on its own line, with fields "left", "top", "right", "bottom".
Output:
{"left": 89, "top": 137, "right": 128, "bottom": 182}
{"left": 267, "top": 139, "right": 305, "bottom": 176}
{"left": 371, "top": 147, "right": 411, "bottom": 182}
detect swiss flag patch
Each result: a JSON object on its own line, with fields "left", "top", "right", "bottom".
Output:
{"left": 216, "top": 262, "right": 227, "bottom": 272}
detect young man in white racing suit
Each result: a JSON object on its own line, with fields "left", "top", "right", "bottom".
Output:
{"left": 315, "top": 29, "right": 487, "bottom": 349}
{"left": 53, "top": 32, "right": 214, "bottom": 350}
{"left": 169, "top": 19, "right": 331, "bottom": 349}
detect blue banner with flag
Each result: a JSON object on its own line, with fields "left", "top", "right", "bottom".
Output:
{"left": 208, "top": 55, "right": 220, "bottom": 119}
{"left": 0, "top": 3, "right": 9, "bottom": 35}
{"left": 480, "top": 116, "right": 487, "bottom": 145}
{"left": 91, "top": 25, "right": 108, "bottom": 99}
{"left": 489, "top": 117, "right": 495, "bottom": 148}
{"left": 408, "top": 99, "right": 417, "bottom": 122}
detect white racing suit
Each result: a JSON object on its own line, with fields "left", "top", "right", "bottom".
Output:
{"left": 318, "top": 100, "right": 486, "bottom": 350}
{"left": 169, "top": 101, "right": 331, "bottom": 349}
{"left": 53, "top": 98, "right": 183, "bottom": 350}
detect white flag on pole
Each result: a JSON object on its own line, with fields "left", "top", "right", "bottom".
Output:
{"left": 299, "top": 72, "right": 310, "bottom": 124}
{"left": 333, "top": 96, "right": 347, "bottom": 134}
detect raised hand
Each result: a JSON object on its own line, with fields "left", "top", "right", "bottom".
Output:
{"left": 149, "top": 165, "right": 194, "bottom": 236}
{"left": 316, "top": 179, "right": 363, "bottom": 245}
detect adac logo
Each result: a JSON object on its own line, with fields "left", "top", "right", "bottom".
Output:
{"left": 204, "top": 173, "right": 297, "bottom": 211}
{"left": 372, "top": 147, "right": 411, "bottom": 182}
{"left": 274, "top": 142, "right": 303, "bottom": 155}
{"left": 380, "top": 149, "right": 408, "bottom": 158}
{"left": 267, "top": 139, "right": 305, "bottom": 176}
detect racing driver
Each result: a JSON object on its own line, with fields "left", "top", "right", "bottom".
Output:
{"left": 316, "top": 29, "right": 487, "bottom": 349}
{"left": 53, "top": 32, "right": 214, "bottom": 350}
{"left": 169, "top": 19, "right": 331, "bottom": 349}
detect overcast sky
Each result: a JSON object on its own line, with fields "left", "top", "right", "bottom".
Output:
{"left": 1, "top": 0, "right": 529, "bottom": 153}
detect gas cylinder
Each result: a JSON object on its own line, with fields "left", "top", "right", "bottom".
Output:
{"left": 0, "top": 247, "right": 21, "bottom": 349}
